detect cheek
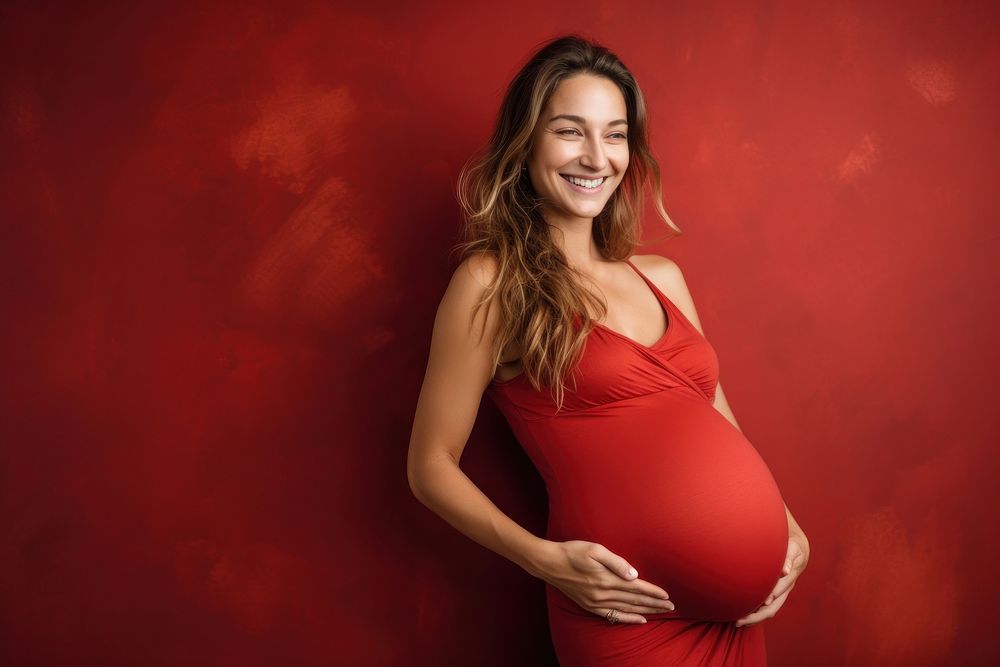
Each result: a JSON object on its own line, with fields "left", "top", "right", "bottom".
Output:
{"left": 616, "top": 159, "right": 630, "bottom": 180}
{"left": 618, "top": 149, "right": 630, "bottom": 169}
{"left": 540, "top": 141, "right": 577, "bottom": 166}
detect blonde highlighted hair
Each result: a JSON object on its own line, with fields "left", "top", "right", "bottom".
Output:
{"left": 451, "top": 33, "right": 680, "bottom": 411}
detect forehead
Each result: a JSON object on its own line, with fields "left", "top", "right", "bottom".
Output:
{"left": 545, "top": 74, "right": 627, "bottom": 120}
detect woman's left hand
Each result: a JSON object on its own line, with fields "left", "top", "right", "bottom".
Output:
{"left": 734, "top": 533, "right": 809, "bottom": 628}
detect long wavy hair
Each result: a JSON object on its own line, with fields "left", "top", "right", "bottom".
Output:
{"left": 452, "top": 33, "right": 680, "bottom": 411}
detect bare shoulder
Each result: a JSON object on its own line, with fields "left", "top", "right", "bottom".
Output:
{"left": 628, "top": 253, "right": 707, "bottom": 336}
{"left": 439, "top": 252, "right": 500, "bottom": 338}
{"left": 455, "top": 252, "right": 523, "bottom": 363}
{"left": 456, "top": 251, "right": 500, "bottom": 290}
{"left": 628, "top": 253, "right": 684, "bottom": 292}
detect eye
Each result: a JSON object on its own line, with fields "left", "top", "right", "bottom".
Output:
{"left": 611, "top": 132, "right": 628, "bottom": 140}
{"left": 556, "top": 129, "right": 581, "bottom": 135}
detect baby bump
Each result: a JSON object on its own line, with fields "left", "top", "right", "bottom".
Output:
{"left": 542, "top": 394, "right": 788, "bottom": 621}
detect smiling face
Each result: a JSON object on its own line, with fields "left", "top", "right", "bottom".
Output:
{"left": 526, "top": 73, "right": 630, "bottom": 225}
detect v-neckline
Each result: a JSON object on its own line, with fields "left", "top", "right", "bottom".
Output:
{"left": 491, "top": 259, "right": 675, "bottom": 387}
{"left": 589, "top": 258, "right": 673, "bottom": 351}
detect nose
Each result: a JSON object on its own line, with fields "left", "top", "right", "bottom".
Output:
{"left": 579, "top": 135, "right": 608, "bottom": 172}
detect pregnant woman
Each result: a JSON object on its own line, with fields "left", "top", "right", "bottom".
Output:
{"left": 408, "top": 34, "right": 810, "bottom": 665}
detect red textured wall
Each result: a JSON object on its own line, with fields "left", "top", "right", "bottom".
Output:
{"left": 2, "top": 2, "right": 998, "bottom": 665}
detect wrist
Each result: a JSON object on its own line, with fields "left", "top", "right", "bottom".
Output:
{"left": 789, "top": 530, "right": 810, "bottom": 562}
{"left": 521, "top": 537, "right": 559, "bottom": 581}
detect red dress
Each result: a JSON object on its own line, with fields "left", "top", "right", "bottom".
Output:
{"left": 486, "top": 259, "right": 788, "bottom": 666}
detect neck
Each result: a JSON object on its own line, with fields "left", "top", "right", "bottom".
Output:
{"left": 544, "top": 211, "right": 605, "bottom": 270}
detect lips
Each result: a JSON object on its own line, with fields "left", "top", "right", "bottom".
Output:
{"left": 560, "top": 174, "right": 607, "bottom": 193}
{"left": 560, "top": 174, "right": 608, "bottom": 184}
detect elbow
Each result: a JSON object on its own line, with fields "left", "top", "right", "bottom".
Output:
{"left": 407, "top": 455, "right": 426, "bottom": 501}
{"left": 407, "top": 453, "right": 437, "bottom": 504}
{"left": 408, "top": 452, "right": 458, "bottom": 507}
{"left": 407, "top": 437, "right": 460, "bottom": 503}
{"left": 408, "top": 477, "right": 432, "bottom": 511}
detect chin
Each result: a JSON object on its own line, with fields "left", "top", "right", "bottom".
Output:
{"left": 574, "top": 204, "right": 610, "bottom": 216}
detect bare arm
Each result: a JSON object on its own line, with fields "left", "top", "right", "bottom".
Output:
{"left": 407, "top": 254, "right": 553, "bottom": 579}
{"left": 634, "top": 254, "right": 810, "bottom": 560}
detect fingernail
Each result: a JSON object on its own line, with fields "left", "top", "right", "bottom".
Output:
{"left": 628, "top": 567, "right": 638, "bottom": 578}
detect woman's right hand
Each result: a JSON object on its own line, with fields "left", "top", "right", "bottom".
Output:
{"left": 538, "top": 540, "right": 675, "bottom": 624}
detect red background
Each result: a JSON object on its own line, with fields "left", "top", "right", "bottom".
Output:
{"left": 2, "top": 1, "right": 998, "bottom": 665}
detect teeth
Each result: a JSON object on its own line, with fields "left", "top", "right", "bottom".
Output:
{"left": 563, "top": 175, "right": 604, "bottom": 189}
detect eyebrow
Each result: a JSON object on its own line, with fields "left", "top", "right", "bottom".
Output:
{"left": 549, "top": 114, "right": 628, "bottom": 127}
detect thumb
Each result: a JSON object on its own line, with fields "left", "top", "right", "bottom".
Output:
{"left": 617, "top": 556, "right": 639, "bottom": 580}
{"left": 595, "top": 546, "right": 638, "bottom": 580}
